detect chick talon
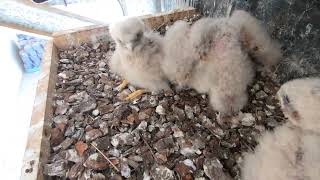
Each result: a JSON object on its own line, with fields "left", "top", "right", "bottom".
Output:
{"left": 125, "top": 89, "right": 145, "bottom": 101}
{"left": 117, "top": 80, "right": 129, "bottom": 92}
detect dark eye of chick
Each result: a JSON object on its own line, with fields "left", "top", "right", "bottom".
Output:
{"left": 282, "top": 94, "right": 290, "bottom": 105}
{"left": 117, "top": 39, "right": 124, "bottom": 45}
{"left": 134, "top": 31, "right": 143, "bottom": 42}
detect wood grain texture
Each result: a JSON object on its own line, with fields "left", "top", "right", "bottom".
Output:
{"left": 21, "top": 40, "right": 58, "bottom": 180}
{"left": 53, "top": 7, "right": 197, "bottom": 49}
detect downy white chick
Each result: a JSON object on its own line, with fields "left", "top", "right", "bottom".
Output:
{"left": 109, "top": 17, "right": 169, "bottom": 97}
{"left": 163, "top": 11, "right": 280, "bottom": 116}
{"left": 242, "top": 77, "right": 320, "bottom": 180}
{"left": 162, "top": 20, "right": 195, "bottom": 88}
{"left": 188, "top": 17, "right": 255, "bottom": 116}
{"left": 230, "top": 10, "right": 282, "bottom": 68}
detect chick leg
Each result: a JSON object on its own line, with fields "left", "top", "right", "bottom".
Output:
{"left": 125, "top": 89, "right": 145, "bottom": 101}
{"left": 117, "top": 79, "right": 129, "bottom": 91}
{"left": 116, "top": 80, "right": 145, "bottom": 101}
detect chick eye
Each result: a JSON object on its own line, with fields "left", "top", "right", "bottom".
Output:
{"left": 282, "top": 94, "right": 290, "bottom": 105}
{"left": 136, "top": 31, "right": 143, "bottom": 40}
{"left": 117, "top": 39, "right": 123, "bottom": 45}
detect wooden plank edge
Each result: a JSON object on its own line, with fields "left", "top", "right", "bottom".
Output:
{"left": 52, "top": 7, "right": 197, "bottom": 49}
{"left": 52, "top": 7, "right": 196, "bottom": 36}
{"left": 20, "top": 40, "right": 58, "bottom": 180}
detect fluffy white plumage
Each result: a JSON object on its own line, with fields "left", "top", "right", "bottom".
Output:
{"left": 163, "top": 10, "right": 281, "bottom": 116}
{"left": 242, "top": 77, "right": 320, "bottom": 180}
{"left": 278, "top": 78, "right": 320, "bottom": 131}
{"left": 230, "top": 10, "right": 282, "bottom": 67}
{"left": 109, "top": 17, "right": 169, "bottom": 92}
{"left": 164, "top": 17, "right": 253, "bottom": 115}
{"left": 189, "top": 17, "right": 255, "bottom": 115}
{"left": 162, "top": 20, "right": 194, "bottom": 88}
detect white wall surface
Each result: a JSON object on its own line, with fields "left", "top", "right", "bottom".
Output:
{"left": 0, "top": 26, "right": 50, "bottom": 180}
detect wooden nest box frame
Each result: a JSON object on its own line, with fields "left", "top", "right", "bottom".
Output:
{"left": 20, "top": 7, "right": 196, "bottom": 180}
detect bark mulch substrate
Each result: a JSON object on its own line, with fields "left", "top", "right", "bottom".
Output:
{"left": 45, "top": 24, "right": 285, "bottom": 180}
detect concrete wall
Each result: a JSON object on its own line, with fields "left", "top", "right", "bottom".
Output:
{"left": 0, "top": 27, "right": 24, "bottom": 94}
{"left": 0, "top": 1, "right": 92, "bottom": 33}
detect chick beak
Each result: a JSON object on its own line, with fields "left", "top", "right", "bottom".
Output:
{"left": 126, "top": 42, "right": 135, "bottom": 51}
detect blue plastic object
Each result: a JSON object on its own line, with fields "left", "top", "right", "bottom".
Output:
{"left": 16, "top": 34, "right": 47, "bottom": 73}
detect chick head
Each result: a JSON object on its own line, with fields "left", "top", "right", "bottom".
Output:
{"left": 277, "top": 77, "right": 320, "bottom": 131}
{"left": 109, "top": 17, "right": 147, "bottom": 51}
